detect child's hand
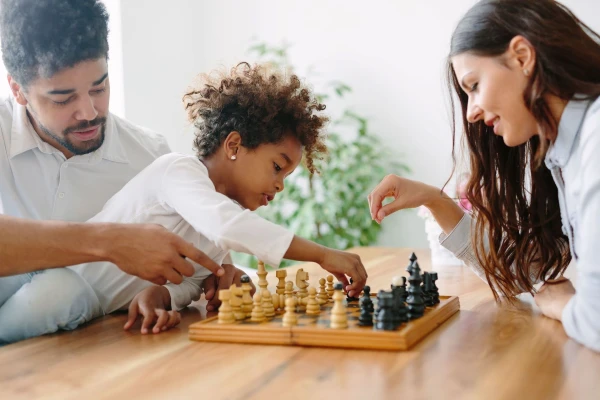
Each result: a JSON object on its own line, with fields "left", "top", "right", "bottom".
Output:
{"left": 320, "top": 249, "right": 368, "bottom": 297}
{"left": 202, "top": 264, "right": 256, "bottom": 311}
{"left": 124, "top": 286, "right": 181, "bottom": 334}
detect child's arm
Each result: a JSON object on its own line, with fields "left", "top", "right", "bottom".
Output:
{"left": 123, "top": 286, "right": 181, "bottom": 334}
{"left": 163, "top": 274, "right": 207, "bottom": 311}
{"left": 160, "top": 157, "right": 368, "bottom": 296}
{"left": 284, "top": 236, "right": 367, "bottom": 297}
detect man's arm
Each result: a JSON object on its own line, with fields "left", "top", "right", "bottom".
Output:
{"left": 0, "top": 215, "right": 224, "bottom": 283}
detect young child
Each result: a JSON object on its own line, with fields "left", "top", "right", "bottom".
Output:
{"left": 67, "top": 62, "right": 368, "bottom": 334}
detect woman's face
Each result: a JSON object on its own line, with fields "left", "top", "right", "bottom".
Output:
{"left": 451, "top": 51, "right": 539, "bottom": 147}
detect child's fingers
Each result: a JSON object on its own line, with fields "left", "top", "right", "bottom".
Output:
{"left": 140, "top": 310, "right": 156, "bottom": 334}
{"left": 332, "top": 272, "right": 350, "bottom": 288}
{"left": 346, "top": 278, "right": 365, "bottom": 298}
{"left": 202, "top": 275, "right": 218, "bottom": 301}
{"left": 124, "top": 302, "right": 139, "bottom": 330}
{"left": 163, "top": 310, "right": 182, "bottom": 331}
{"left": 153, "top": 310, "right": 170, "bottom": 333}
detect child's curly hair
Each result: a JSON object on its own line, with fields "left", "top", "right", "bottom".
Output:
{"left": 183, "top": 62, "right": 328, "bottom": 174}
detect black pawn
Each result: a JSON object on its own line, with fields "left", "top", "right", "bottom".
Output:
{"left": 422, "top": 272, "right": 435, "bottom": 307}
{"left": 400, "top": 276, "right": 408, "bottom": 302}
{"left": 346, "top": 278, "right": 360, "bottom": 302}
{"left": 374, "top": 290, "right": 386, "bottom": 323}
{"left": 406, "top": 262, "right": 425, "bottom": 320}
{"left": 358, "top": 286, "right": 374, "bottom": 326}
{"left": 391, "top": 279, "right": 408, "bottom": 324}
{"left": 392, "top": 277, "right": 408, "bottom": 326}
{"left": 374, "top": 292, "right": 396, "bottom": 331}
{"left": 430, "top": 272, "right": 440, "bottom": 304}
{"left": 240, "top": 275, "right": 250, "bottom": 283}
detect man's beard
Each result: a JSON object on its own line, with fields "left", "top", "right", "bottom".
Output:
{"left": 38, "top": 117, "right": 107, "bottom": 156}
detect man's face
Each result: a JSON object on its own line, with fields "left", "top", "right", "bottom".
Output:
{"left": 14, "top": 58, "right": 110, "bottom": 158}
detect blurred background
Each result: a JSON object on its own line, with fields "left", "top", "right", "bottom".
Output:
{"left": 1, "top": 0, "right": 598, "bottom": 260}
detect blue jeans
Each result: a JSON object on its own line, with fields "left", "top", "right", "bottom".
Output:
{"left": 0, "top": 269, "right": 103, "bottom": 344}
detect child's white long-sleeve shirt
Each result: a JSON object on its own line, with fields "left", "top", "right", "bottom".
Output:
{"left": 70, "top": 153, "right": 294, "bottom": 313}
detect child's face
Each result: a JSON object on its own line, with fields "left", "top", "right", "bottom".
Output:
{"left": 232, "top": 134, "right": 303, "bottom": 211}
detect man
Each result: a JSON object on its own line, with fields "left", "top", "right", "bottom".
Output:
{"left": 0, "top": 0, "right": 238, "bottom": 343}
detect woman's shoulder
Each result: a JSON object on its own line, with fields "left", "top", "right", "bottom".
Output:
{"left": 580, "top": 96, "right": 600, "bottom": 144}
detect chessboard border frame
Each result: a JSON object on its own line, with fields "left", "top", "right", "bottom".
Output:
{"left": 189, "top": 295, "right": 460, "bottom": 351}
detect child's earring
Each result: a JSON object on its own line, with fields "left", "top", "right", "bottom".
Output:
{"left": 524, "top": 68, "right": 530, "bottom": 77}
{"left": 230, "top": 155, "right": 237, "bottom": 160}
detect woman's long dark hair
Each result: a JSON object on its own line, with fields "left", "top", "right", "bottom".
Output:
{"left": 447, "top": 0, "right": 600, "bottom": 299}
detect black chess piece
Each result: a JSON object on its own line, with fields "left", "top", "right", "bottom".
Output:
{"left": 406, "top": 260, "right": 414, "bottom": 275}
{"left": 241, "top": 275, "right": 250, "bottom": 283}
{"left": 346, "top": 278, "right": 360, "bottom": 302}
{"left": 422, "top": 272, "right": 435, "bottom": 307}
{"left": 358, "top": 286, "right": 374, "bottom": 326}
{"left": 430, "top": 272, "right": 440, "bottom": 304}
{"left": 400, "top": 276, "right": 408, "bottom": 302}
{"left": 391, "top": 278, "right": 408, "bottom": 325}
{"left": 360, "top": 286, "right": 374, "bottom": 312}
{"left": 374, "top": 289, "right": 386, "bottom": 323}
{"left": 409, "top": 252, "right": 418, "bottom": 264}
{"left": 374, "top": 292, "right": 396, "bottom": 331}
{"left": 406, "top": 262, "right": 425, "bottom": 320}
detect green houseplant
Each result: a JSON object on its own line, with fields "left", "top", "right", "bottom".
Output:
{"left": 232, "top": 43, "right": 410, "bottom": 268}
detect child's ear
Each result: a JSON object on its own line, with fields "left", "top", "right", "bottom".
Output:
{"left": 223, "top": 131, "right": 242, "bottom": 160}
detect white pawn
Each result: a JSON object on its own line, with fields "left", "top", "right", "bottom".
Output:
{"left": 284, "top": 281, "right": 295, "bottom": 302}
{"left": 217, "top": 290, "right": 235, "bottom": 324}
{"left": 282, "top": 297, "right": 298, "bottom": 327}
{"left": 306, "top": 287, "right": 321, "bottom": 315}
{"left": 326, "top": 275, "right": 335, "bottom": 301}
{"left": 250, "top": 292, "right": 266, "bottom": 323}
{"left": 317, "top": 278, "right": 328, "bottom": 305}
{"left": 261, "top": 289, "right": 275, "bottom": 319}
{"left": 229, "top": 284, "right": 245, "bottom": 321}
{"left": 330, "top": 283, "right": 348, "bottom": 329}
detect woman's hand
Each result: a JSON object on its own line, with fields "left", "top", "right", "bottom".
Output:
{"left": 534, "top": 278, "right": 576, "bottom": 321}
{"left": 368, "top": 174, "right": 440, "bottom": 223}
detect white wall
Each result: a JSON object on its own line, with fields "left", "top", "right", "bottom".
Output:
{"left": 102, "top": 0, "right": 126, "bottom": 117}
{"left": 118, "top": 0, "right": 600, "bottom": 249}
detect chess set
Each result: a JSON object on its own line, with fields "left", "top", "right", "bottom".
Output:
{"left": 189, "top": 253, "right": 460, "bottom": 350}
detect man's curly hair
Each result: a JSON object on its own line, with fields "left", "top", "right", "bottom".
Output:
{"left": 0, "top": 0, "right": 109, "bottom": 87}
{"left": 183, "top": 62, "right": 328, "bottom": 174}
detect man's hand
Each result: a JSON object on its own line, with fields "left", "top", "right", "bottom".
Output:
{"left": 534, "top": 278, "right": 576, "bottom": 321}
{"left": 100, "top": 223, "right": 225, "bottom": 285}
{"left": 202, "top": 264, "right": 256, "bottom": 311}
{"left": 124, "top": 286, "right": 181, "bottom": 334}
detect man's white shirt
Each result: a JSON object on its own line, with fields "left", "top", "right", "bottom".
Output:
{"left": 0, "top": 97, "right": 171, "bottom": 221}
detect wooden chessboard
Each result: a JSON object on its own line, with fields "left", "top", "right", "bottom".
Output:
{"left": 189, "top": 294, "right": 460, "bottom": 351}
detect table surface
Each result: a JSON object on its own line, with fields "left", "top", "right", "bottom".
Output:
{"left": 0, "top": 247, "right": 598, "bottom": 400}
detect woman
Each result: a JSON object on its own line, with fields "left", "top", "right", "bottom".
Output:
{"left": 369, "top": 0, "right": 600, "bottom": 351}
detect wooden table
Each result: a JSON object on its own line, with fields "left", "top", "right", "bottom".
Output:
{"left": 0, "top": 247, "right": 598, "bottom": 400}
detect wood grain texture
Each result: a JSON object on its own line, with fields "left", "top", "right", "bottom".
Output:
{"left": 0, "top": 247, "right": 599, "bottom": 400}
